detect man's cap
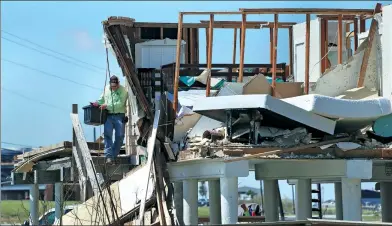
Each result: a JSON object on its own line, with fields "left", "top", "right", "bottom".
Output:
{"left": 110, "top": 75, "right": 119, "bottom": 83}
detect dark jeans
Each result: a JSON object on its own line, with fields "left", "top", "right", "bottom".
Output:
{"left": 104, "top": 113, "right": 125, "bottom": 159}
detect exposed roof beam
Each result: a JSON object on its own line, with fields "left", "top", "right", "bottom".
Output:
{"left": 239, "top": 8, "right": 375, "bottom": 15}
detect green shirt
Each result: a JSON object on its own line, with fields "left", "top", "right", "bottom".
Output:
{"left": 97, "top": 85, "right": 128, "bottom": 114}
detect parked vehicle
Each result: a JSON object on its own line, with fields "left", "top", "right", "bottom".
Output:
{"left": 22, "top": 205, "right": 77, "bottom": 226}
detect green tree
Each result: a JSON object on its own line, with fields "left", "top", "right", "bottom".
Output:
{"left": 199, "top": 181, "right": 207, "bottom": 199}
{"left": 246, "top": 190, "right": 257, "bottom": 199}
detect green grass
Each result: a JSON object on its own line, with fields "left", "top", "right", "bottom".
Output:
{"left": 198, "top": 207, "right": 209, "bottom": 217}
{"left": 0, "top": 200, "right": 80, "bottom": 224}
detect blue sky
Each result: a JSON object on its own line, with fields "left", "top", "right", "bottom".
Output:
{"left": 1, "top": 1, "right": 385, "bottom": 200}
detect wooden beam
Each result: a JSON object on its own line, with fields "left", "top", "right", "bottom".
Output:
{"left": 238, "top": 8, "right": 375, "bottom": 15}
{"left": 262, "top": 22, "right": 297, "bottom": 28}
{"left": 205, "top": 28, "right": 209, "bottom": 63}
{"left": 305, "top": 14, "right": 310, "bottom": 94}
{"left": 190, "top": 28, "right": 195, "bottom": 64}
{"left": 354, "top": 17, "right": 359, "bottom": 51}
{"left": 346, "top": 23, "right": 352, "bottom": 57}
{"left": 338, "top": 14, "right": 343, "bottom": 64}
{"left": 320, "top": 18, "right": 326, "bottom": 74}
{"left": 324, "top": 19, "right": 329, "bottom": 71}
{"left": 173, "top": 13, "right": 183, "bottom": 113}
{"left": 232, "top": 28, "right": 237, "bottom": 65}
{"left": 357, "top": 3, "right": 382, "bottom": 87}
{"left": 272, "top": 14, "right": 278, "bottom": 94}
{"left": 238, "top": 13, "right": 246, "bottom": 82}
{"left": 359, "top": 18, "right": 366, "bottom": 32}
{"left": 206, "top": 14, "right": 214, "bottom": 97}
{"left": 316, "top": 15, "right": 357, "bottom": 20}
{"left": 269, "top": 27, "right": 273, "bottom": 64}
{"left": 70, "top": 113, "right": 100, "bottom": 196}
{"left": 183, "top": 28, "right": 189, "bottom": 64}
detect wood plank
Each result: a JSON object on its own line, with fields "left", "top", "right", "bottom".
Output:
{"left": 72, "top": 147, "right": 87, "bottom": 201}
{"left": 173, "top": 13, "right": 183, "bottom": 113}
{"left": 232, "top": 28, "right": 237, "bottom": 66}
{"left": 289, "top": 27, "right": 293, "bottom": 76}
{"left": 238, "top": 13, "right": 246, "bottom": 82}
{"left": 189, "top": 28, "right": 195, "bottom": 64}
{"left": 357, "top": 4, "right": 381, "bottom": 87}
{"left": 138, "top": 109, "right": 161, "bottom": 225}
{"left": 70, "top": 113, "right": 100, "bottom": 196}
{"left": 206, "top": 14, "right": 214, "bottom": 97}
{"left": 238, "top": 8, "right": 374, "bottom": 15}
{"left": 272, "top": 14, "right": 278, "bottom": 95}
{"left": 183, "top": 28, "right": 189, "bottom": 64}
{"left": 354, "top": 17, "right": 359, "bottom": 51}
{"left": 345, "top": 23, "right": 352, "bottom": 57}
{"left": 338, "top": 14, "right": 343, "bottom": 64}
{"left": 224, "top": 137, "right": 351, "bottom": 163}
{"left": 304, "top": 14, "right": 310, "bottom": 94}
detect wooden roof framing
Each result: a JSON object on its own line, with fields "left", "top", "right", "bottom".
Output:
{"left": 172, "top": 5, "right": 380, "bottom": 112}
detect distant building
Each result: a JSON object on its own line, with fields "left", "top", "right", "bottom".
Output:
{"left": 238, "top": 186, "right": 260, "bottom": 201}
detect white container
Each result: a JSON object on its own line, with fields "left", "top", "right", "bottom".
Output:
{"left": 135, "top": 38, "right": 186, "bottom": 69}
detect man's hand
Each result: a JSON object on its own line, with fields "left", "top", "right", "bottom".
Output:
{"left": 92, "top": 102, "right": 99, "bottom": 107}
{"left": 100, "top": 104, "right": 107, "bottom": 110}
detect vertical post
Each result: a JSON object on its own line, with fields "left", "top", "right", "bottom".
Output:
{"left": 30, "top": 171, "right": 39, "bottom": 226}
{"left": 338, "top": 14, "right": 343, "bottom": 64}
{"left": 205, "top": 28, "right": 209, "bottom": 63}
{"left": 320, "top": 18, "right": 326, "bottom": 74}
{"left": 341, "top": 178, "right": 362, "bottom": 221}
{"left": 354, "top": 17, "right": 359, "bottom": 51}
{"left": 55, "top": 182, "right": 64, "bottom": 224}
{"left": 359, "top": 18, "right": 366, "bottom": 33}
{"left": 190, "top": 28, "right": 195, "bottom": 64}
{"left": 269, "top": 27, "right": 273, "bottom": 64}
{"left": 334, "top": 182, "right": 343, "bottom": 220}
{"left": 346, "top": 23, "right": 352, "bottom": 57}
{"left": 289, "top": 27, "right": 293, "bottom": 76}
{"left": 72, "top": 104, "right": 78, "bottom": 145}
{"left": 232, "top": 28, "right": 237, "bottom": 66}
{"left": 206, "top": 14, "right": 214, "bottom": 97}
{"left": 304, "top": 14, "right": 310, "bottom": 94}
{"left": 208, "top": 180, "right": 221, "bottom": 224}
{"left": 183, "top": 28, "right": 189, "bottom": 64}
{"left": 238, "top": 13, "right": 246, "bottom": 82}
{"left": 160, "top": 27, "right": 164, "bottom": 39}
{"left": 93, "top": 127, "right": 96, "bottom": 142}
{"left": 183, "top": 179, "right": 198, "bottom": 225}
{"left": 173, "top": 182, "right": 184, "bottom": 225}
{"left": 173, "top": 12, "right": 183, "bottom": 113}
{"left": 381, "top": 182, "right": 392, "bottom": 222}
{"left": 324, "top": 19, "right": 329, "bottom": 71}
{"left": 272, "top": 14, "right": 278, "bottom": 95}
{"left": 295, "top": 179, "right": 312, "bottom": 220}
{"left": 220, "top": 177, "right": 238, "bottom": 224}
{"left": 263, "top": 179, "right": 279, "bottom": 222}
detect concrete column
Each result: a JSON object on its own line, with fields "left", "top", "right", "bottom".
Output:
{"left": 263, "top": 179, "right": 279, "bottom": 222}
{"left": 55, "top": 183, "right": 64, "bottom": 222}
{"left": 30, "top": 183, "right": 39, "bottom": 225}
{"left": 173, "top": 181, "right": 184, "bottom": 225}
{"left": 183, "top": 179, "right": 198, "bottom": 225}
{"left": 334, "top": 182, "right": 343, "bottom": 220}
{"left": 208, "top": 180, "right": 221, "bottom": 224}
{"left": 380, "top": 182, "right": 392, "bottom": 222}
{"left": 295, "top": 179, "right": 312, "bottom": 220}
{"left": 341, "top": 178, "right": 362, "bottom": 221}
{"left": 220, "top": 177, "right": 238, "bottom": 224}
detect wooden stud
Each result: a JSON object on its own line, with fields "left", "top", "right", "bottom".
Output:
{"left": 269, "top": 27, "right": 273, "bottom": 64}
{"left": 289, "top": 27, "right": 293, "bottom": 76}
{"left": 305, "top": 14, "right": 310, "bottom": 94}
{"left": 360, "top": 18, "right": 366, "bottom": 32}
{"left": 357, "top": 3, "right": 382, "bottom": 87}
{"left": 320, "top": 18, "right": 326, "bottom": 74}
{"left": 195, "top": 28, "right": 200, "bottom": 64}
{"left": 205, "top": 28, "right": 209, "bottom": 63}
{"left": 232, "top": 28, "right": 237, "bottom": 66}
{"left": 173, "top": 13, "right": 183, "bottom": 113}
{"left": 238, "top": 13, "right": 246, "bottom": 82}
{"left": 238, "top": 8, "right": 374, "bottom": 15}
{"left": 183, "top": 28, "right": 189, "bottom": 64}
{"left": 206, "top": 14, "right": 214, "bottom": 97}
{"left": 354, "top": 17, "right": 359, "bottom": 51}
{"left": 345, "top": 23, "right": 352, "bottom": 57}
{"left": 324, "top": 19, "right": 329, "bottom": 71}
{"left": 190, "top": 28, "right": 195, "bottom": 64}
{"left": 338, "top": 14, "right": 343, "bottom": 64}
{"left": 272, "top": 14, "right": 278, "bottom": 94}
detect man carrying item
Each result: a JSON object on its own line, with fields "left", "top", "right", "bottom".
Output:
{"left": 93, "top": 75, "right": 128, "bottom": 164}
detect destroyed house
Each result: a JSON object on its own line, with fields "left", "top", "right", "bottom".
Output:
{"left": 11, "top": 3, "right": 392, "bottom": 226}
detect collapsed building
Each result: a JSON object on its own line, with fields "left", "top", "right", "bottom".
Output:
{"left": 10, "top": 3, "right": 392, "bottom": 226}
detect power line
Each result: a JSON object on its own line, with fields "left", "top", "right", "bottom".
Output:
{"left": 1, "top": 87, "right": 69, "bottom": 112}
{"left": 1, "top": 141, "right": 36, "bottom": 148}
{"left": 2, "top": 29, "right": 108, "bottom": 72}
{"left": 2, "top": 58, "right": 101, "bottom": 91}
{"left": 1, "top": 36, "right": 103, "bottom": 75}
